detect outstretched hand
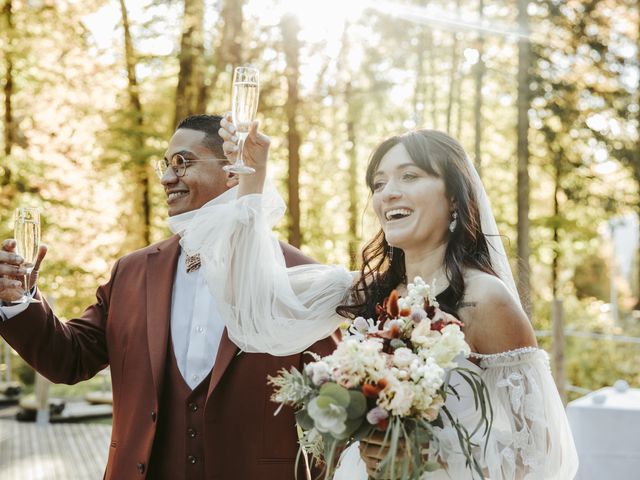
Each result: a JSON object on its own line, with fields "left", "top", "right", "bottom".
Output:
{"left": 0, "top": 239, "right": 47, "bottom": 303}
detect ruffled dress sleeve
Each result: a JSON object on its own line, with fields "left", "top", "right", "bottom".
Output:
{"left": 435, "top": 347, "right": 578, "bottom": 479}
{"left": 180, "top": 183, "right": 354, "bottom": 355}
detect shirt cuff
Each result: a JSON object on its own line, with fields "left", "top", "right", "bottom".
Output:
{"left": 0, "top": 296, "right": 32, "bottom": 321}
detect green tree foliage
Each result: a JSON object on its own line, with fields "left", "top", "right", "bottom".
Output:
{"left": 0, "top": 0, "right": 638, "bottom": 394}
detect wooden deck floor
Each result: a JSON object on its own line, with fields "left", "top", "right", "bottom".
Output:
{"left": 0, "top": 418, "right": 111, "bottom": 479}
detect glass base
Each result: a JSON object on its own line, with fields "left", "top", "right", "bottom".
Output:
{"left": 223, "top": 163, "right": 255, "bottom": 174}
{"left": 11, "top": 296, "right": 41, "bottom": 304}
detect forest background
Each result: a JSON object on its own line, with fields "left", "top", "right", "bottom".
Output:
{"left": 0, "top": 0, "right": 638, "bottom": 401}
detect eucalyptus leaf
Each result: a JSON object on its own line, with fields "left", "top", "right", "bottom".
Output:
{"left": 315, "top": 394, "right": 335, "bottom": 409}
{"left": 346, "top": 390, "right": 367, "bottom": 419}
{"left": 295, "top": 408, "right": 314, "bottom": 430}
{"left": 319, "top": 382, "right": 351, "bottom": 407}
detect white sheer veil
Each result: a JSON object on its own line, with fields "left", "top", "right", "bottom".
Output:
{"left": 465, "top": 156, "right": 522, "bottom": 308}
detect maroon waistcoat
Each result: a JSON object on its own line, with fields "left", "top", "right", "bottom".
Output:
{"left": 147, "top": 339, "right": 212, "bottom": 479}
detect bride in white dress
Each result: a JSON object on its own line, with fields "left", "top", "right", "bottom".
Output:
{"left": 172, "top": 117, "right": 578, "bottom": 479}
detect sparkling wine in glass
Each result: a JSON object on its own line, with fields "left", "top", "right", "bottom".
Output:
{"left": 13, "top": 207, "right": 41, "bottom": 304}
{"left": 224, "top": 66, "right": 260, "bottom": 174}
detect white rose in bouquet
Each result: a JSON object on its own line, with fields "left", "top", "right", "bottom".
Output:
{"left": 393, "top": 347, "right": 417, "bottom": 369}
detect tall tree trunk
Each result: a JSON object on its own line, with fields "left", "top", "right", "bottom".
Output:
{"left": 455, "top": 70, "right": 464, "bottom": 139}
{"left": 551, "top": 154, "right": 561, "bottom": 299}
{"left": 119, "top": 0, "right": 150, "bottom": 247}
{"left": 428, "top": 31, "right": 438, "bottom": 129}
{"left": 340, "top": 24, "right": 360, "bottom": 269}
{"left": 413, "top": 30, "right": 426, "bottom": 127}
{"left": 446, "top": 0, "right": 463, "bottom": 134}
{"left": 175, "top": 0, "right": 205, "bottom": 127}
{"left": 2, "top": 0, "right": 14, "bottom": 188}
{"left": 445, "top": 32, "right": 460, "bottom": 133}
{"left": 207, "top": 0, "right": 243, "bottom": 107}
{"left": 516, "top": 0, "right": 531, "bottom": 316}
{"left": 473, "top": 0, "right": 485, "bottom": 176}
{"left": 551, "top": 152, "right": 566, "bottom": 401}
{"left": 346, "top": 87, "right": 359, "bottom": 269}
{"left": 282, "top": 14, "right": 302, "bottom": 248}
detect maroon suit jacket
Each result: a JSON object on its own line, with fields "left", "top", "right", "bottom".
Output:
{"left": 0, "top": 235, "right": 336, "bottom": 479}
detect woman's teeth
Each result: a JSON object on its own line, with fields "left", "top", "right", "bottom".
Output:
{"left": 385, "top": 209, "right": 412, "bottom": 221}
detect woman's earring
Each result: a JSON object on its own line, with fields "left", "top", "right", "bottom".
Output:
{"left": 388, "top": 246, "right": 394, "bottom": 263}
{"left": 449, "top": 211, "right": 458, "bottom": 232}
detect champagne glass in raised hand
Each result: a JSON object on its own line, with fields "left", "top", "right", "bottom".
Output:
{"left": 13, "top": 207, "right": 41, "bottom": 304}
{"left": 224, "top": 66, "right": 260, "bottom": 174}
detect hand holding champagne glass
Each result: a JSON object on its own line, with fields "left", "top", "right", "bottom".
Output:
{"left": 223, "top": 66, "right": 260, "bottom": 174}
{"left": 13, "top": 207, "right": 41, "bottom": 304}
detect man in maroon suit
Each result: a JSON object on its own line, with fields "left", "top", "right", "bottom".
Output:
{"left": 0, "top": 115, "right": 333, "bottom": 479}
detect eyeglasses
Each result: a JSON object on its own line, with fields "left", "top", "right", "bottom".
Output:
{"left": 155, "top": 153, "right": 225, "bottom": 179}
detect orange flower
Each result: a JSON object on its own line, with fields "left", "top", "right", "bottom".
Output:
{"left": 387, "top": 290, "right": 399, "bottom": 317}
{"left": 389, "top": 323, "right": 402, "bottom": 339}
{"left": 362, "top": 383, "right": 382, "bottom": 398}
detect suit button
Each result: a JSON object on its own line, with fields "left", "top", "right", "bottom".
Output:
{"left": 188, "top": 402, "right": 198, "bottom": 412}
{"left": 188, "top": 455, "right": 198, "bottom": 464}
{"left": 187, "top": 428, "right": 197, "bottom": 438}
{"left": 151, "top": 411, "right": 157, "bottom": 422}
{"left": 137, "top": 462, "right": 145, "bottom": 474}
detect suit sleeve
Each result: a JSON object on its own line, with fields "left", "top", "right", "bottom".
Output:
{"left": 0, "top": 259, "right": 120, "bottom": 384}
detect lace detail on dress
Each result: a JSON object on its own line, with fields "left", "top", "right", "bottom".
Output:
{"left": 492, "top": 360, "right": 546, "bottom": 475}
{"left": 497, "top": 372, "right": 524, "bottom": 411}
{"left": 431, "top": 347, "right": 578, "bottom": 480}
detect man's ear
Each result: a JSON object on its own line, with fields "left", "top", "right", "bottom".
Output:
{"left": 226, "top": 172, "right": 239, "bottom": 188}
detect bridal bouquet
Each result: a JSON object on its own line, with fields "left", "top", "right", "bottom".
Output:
{"left": 269, "top": 277, "right": 492, "bottom": 480}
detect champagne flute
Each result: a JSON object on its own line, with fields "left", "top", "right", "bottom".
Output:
{"left": 224, "top": 66, "right": 260, "bottom": 174}
{"left": 13, "top": 207, "right": 41, "bottom": 304}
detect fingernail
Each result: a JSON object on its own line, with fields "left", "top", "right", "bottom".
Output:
{"left": 232, "top": 145, "right": 238, "bottom": 151}
{"left": 231, "top": 135, "right": 238, "bottom": 142}
{"left": 12, "top": 281, "right": 22, "bottom": 287}
{"left": 15, "top": 255, "right": 23, "bottom": 263}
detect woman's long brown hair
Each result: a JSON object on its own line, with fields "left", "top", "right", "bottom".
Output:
{"left": 338, "top": 130, "right": 498, "bottom": 319}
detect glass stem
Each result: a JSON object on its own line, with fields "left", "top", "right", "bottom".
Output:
{"left": 24, "top": 269, "right": 32, "bottom": 299}
{"left": 24, "top": 273, "right": 31, "bottom": 297}
{"left": 236, "top": 134, "right": 247, "bottom": 167}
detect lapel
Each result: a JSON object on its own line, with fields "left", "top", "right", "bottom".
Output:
{"left": 206, "top": 329, "right": 239, "bottom": 399}
{"left": 146, "top": 235, "right": 181, "bottom": 401}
